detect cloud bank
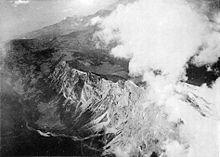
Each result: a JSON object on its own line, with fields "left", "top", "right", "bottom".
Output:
{"left": 13, "top": 0, "right": 30, "bottom": 7}
{"left": 95, "top": 0, "right": 220, "bottom": 156}
{"left": 97, "top": 0, "right": 220, "bottom": 81}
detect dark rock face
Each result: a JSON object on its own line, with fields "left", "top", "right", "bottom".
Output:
{"left": 186, "top": 59, "right": 220, "bottom": 86}
{"left": 150, "top": 152, "right": 158, "bottom": 157}
{"left": 1, "top": 71, "right": 99, "bottom": 156}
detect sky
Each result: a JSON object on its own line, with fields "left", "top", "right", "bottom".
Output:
{"left": 0, "top": 0, "right": 118, "bottom": 42}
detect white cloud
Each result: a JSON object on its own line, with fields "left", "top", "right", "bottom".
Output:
{"left": 96, "top": 0, "right": 220, "bottom": 83}
{"left": 13, "top": 0, "right": 30, "bottom": 7}
{"left": 90, "top": 16, "right": 102, "bottom": 25}
{"left": 164, "top": 141, "right": 187, "bottom": 157}
{"left": 95, "top": 0, "right": 220, "bottom": 156}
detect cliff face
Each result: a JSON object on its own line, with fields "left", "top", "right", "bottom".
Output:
{"left": 2, "top": 44, "right": 185, "bottom": 156}
{"left": 37, "top": 60, "right": 144, "bottom": 138}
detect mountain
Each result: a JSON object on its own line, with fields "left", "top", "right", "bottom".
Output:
{"left": 1, "top": 8, "right": 220, "bottom": 157}
{"left": 22, "top": 10, "right": 111, "bottom": 41}
{"left": 1, "top": 9, "right": 130, "bottom": 156}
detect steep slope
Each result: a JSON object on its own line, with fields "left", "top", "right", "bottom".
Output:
{"left": 3, "top": 41, "right": 141, "bottom": 154}
{"left": 23, "top": 10, "right": 110, "bottom": 41}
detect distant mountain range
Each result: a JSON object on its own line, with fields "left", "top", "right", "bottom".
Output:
{"left": 22, "top": 10, "right": 111, "bottom": 41}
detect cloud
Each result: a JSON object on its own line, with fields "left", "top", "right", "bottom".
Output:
{"left": 13, "top": 0, "right": 30, "bottom": 7}
{"left": 164, "top": 141, "right": 187, "bottom": 157}
{"left": 96, "top": 0, "right": 220, "bottom": 82}
{"left": 95, "top": 0, "right": 220, "bottom": 156}
{"left": 192, "top": 12, "right": 220, "bottom": 66}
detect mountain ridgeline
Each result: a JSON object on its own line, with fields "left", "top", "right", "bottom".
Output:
{"left": 2, "top": 9, "right": 220, "bottom": 156}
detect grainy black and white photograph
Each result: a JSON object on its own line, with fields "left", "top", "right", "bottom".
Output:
{"left": 0, "top": 0, "right": 220, "bottom": 156}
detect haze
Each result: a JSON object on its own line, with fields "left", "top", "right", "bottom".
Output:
{"left": 0, "top": 0, "right": 117, "bottom": 42}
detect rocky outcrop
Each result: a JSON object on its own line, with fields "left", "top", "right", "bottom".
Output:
{"left": 3, "top": 48, "right": 183, "bottom": 156}
{"left": 3, "top": 41, "right": 143, "bottom": 152}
